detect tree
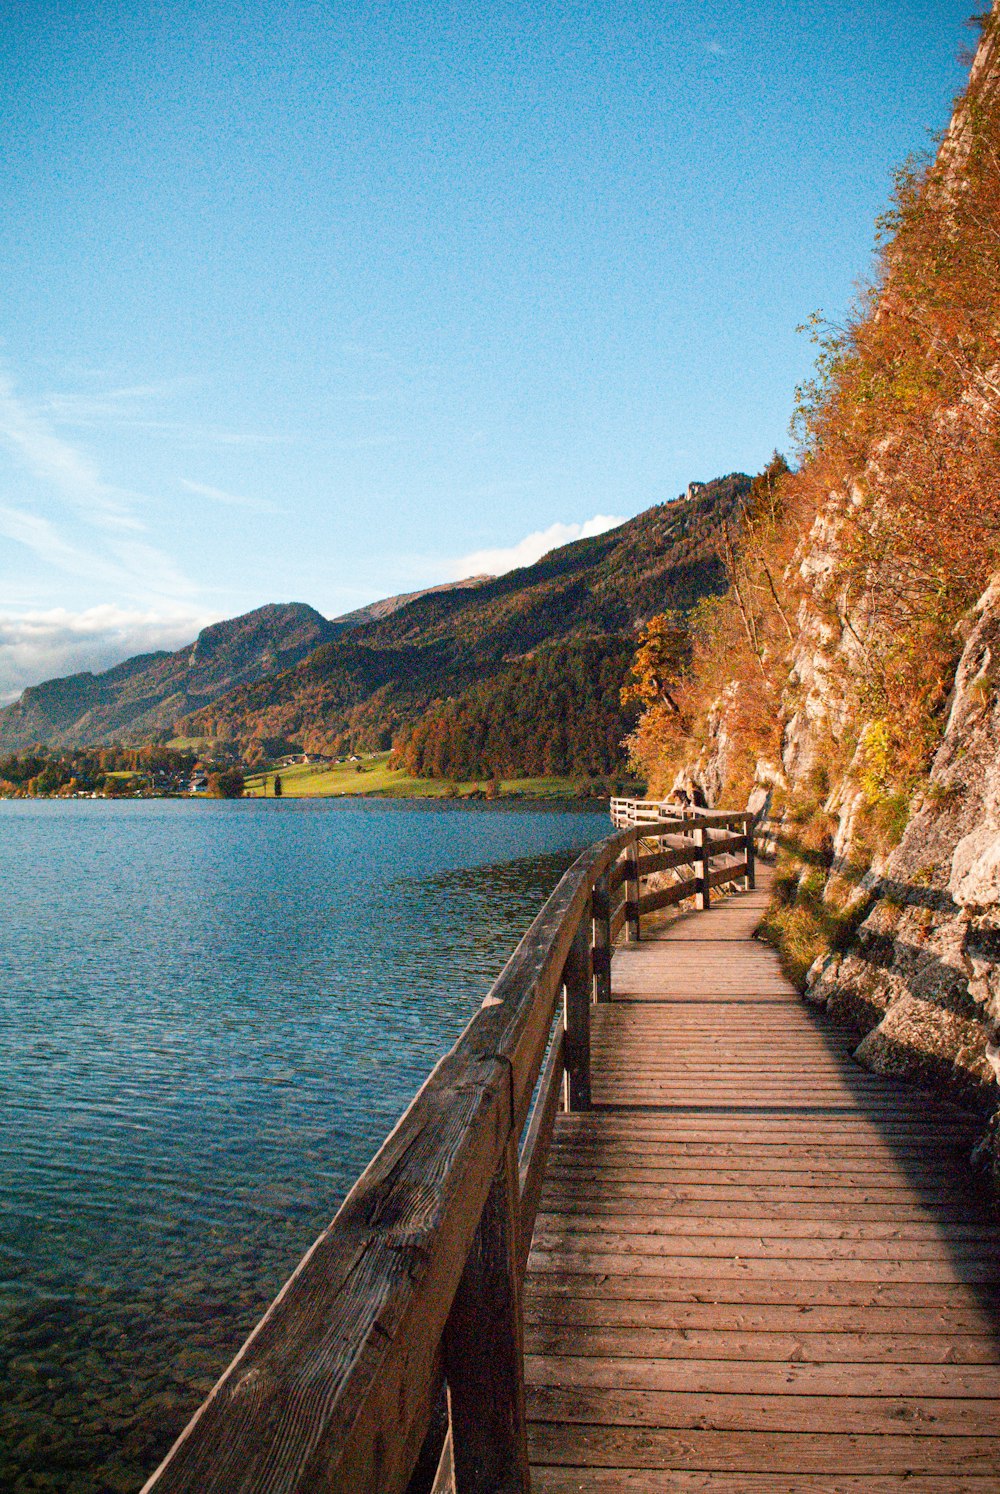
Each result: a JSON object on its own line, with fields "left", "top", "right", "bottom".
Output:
{"left": 620, "top": 612, "right": 691, "bottom": 714}
{"left": 273, "top": 772, "right": 283, "bottom": 797}
{"left": 209, "top": 769, "right": 245, "bottom": 798}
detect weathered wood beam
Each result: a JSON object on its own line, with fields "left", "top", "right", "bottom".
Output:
{"left": 561, "top": 917, "right": 592, "bottom": 1113}
{"left": 591, "top": 871, "right": 612, "bottom": 1004}
{"left": 444, "top": 1136, "right": 530, "bottom": 1494}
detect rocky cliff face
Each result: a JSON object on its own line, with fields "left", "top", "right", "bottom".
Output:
{"left": 809, "top": 579, "right": 1000, "bottom": 1117}
{"left": 786, "top": 19, "right": 1000, "bottom": 1183}
{"left": 675, "top": 13, "right": 1000, "bottom": 1190}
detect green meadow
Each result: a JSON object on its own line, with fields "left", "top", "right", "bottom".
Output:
{"left": 242, "top": 752, "right": 601, "bottom": 801}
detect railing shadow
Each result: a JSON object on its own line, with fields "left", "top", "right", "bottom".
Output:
{"left": 747, "top": 858, "right": 1000, "bottom": 1357}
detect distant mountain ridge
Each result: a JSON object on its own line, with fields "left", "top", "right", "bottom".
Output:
{"left": 328, "top": 575, "right": 492, "bottom": 632}
{"left": 0, "top": 475, "right": 750, "bottom": 770}
{"left": 0, "top": 603, "right": 336, "bottom": 751}
{"left": 178, "top": 475, "right": 751, "bottom": 771}
{"left": 0, "top": 579, "right": 497, "bottom": 753}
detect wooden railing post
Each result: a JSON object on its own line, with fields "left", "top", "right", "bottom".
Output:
{"left": 562, "top": 915, "right": 592, "bottom": 1111}
{"left": 624, "top": 831, "right": 640, "bottom": 943}
{"left": 591, "top": 870, "right": 612, "bottom": 1003}
{"left": 443, "top": 1134, "right": 530, "bottom": 1494}
{"left": 743, "top": 813, "right": 756, "bottom": 891}
{"left": 695, "top": 823, "right": 711, "bottom": 911}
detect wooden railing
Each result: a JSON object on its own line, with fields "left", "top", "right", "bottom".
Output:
{"left": 142, "top": 807, "right": 756, "bottom": 1494}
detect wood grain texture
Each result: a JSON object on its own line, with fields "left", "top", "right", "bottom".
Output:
{"left": 591, "top": 871, "right": 612, "bottom": 1005}
{"left": 561, "top": 917, "right": 592, "bottom": 1113}
{"left": 523, "top": 865, "right": 1000, "bottom": 1488}
{"left": 518, "top": 1030, "right": 565, "bottom": 1274}
{"left": 445, "top": 1136, "right": 530, "bottom": 1493}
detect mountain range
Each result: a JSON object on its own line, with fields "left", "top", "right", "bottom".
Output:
{"left": 0, "top": 474, "right": 750, "bottom": 771}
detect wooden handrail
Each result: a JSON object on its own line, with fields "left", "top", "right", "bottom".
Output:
{"left": 141, "top": 809, "right": 757, "bottom": 1494}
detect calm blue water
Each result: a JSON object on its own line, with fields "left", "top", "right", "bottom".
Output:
{"left": 0, "top": 797, "right": 609, "bottom": 1493}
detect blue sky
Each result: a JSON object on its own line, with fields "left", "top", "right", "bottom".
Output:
{"left": 0, "top": 0, "right": 976, "bottom": 696}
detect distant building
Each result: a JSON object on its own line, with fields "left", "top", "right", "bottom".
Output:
{"left": 190, "top": 773, "right": 209, "bottom": 793}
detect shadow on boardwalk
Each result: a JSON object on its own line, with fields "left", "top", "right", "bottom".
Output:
{"left": 522, "top": 869, "right": 1000, "bottom": 1492}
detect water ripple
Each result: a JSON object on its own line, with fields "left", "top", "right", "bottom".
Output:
{"left": 0, "top": 796, "right": 608, "bottom": 1491}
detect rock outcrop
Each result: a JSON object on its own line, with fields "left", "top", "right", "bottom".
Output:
{"left": 808, "top": 581, "right": 1000, "bottom": 1117}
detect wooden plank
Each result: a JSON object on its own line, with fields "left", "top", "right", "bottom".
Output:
{"left": 536, "top": 1195, "right": 991, "bottom": 1223}
{"left": 525, "top": 1352, "right": 1000, "bottom": 1399}
{"left": 538, "top": 1147, "right": 980, "bottom": 1171}
{"left": 524, "top": 1324, "right": 1000, "bottom": 1365}
{"left": 529, "top": 1227, "right": 1000, "bottom": 1263}
{"left": 702, "top": 832, "right": 748, "bottom": 858}
{"left": 535, "top": 1181, "right": 992, "bottom": 1206}
{"left": 636, "top": 846, "right": 699, "bottom": 876}
{"left": 532, "top": 1470, "right": 1000, "bottom": 1492}
{"left": 523, "top": 1297, "right": 1000, "bottom": 1335}
{"left": 709, "top": 859, "right": 751, "bottom": 890}
{"left": 527, "top": 1249, "right": 1000, "bottom": 1284}
{"left": 552, "top": 1118, "right": 980, "bottom": 1141}
{"left": 528, "top": 1423, "right": 1000, "bottom": 1474}
{"left": 528, "top": 1383, "right": 998, "bottom": 1437}
{"left": 445, "top": 1137, "right": 530, "bottom": 1494}
{"left": 518, "top": 1028, "right": 565, "bottom": 1273}
{"left": 561, "top": 918, "right": 592, "bottom": 1113}
{"left": 531, "top": 1210, "right": 1000, "bottom": 1242}
{"left": 638, "top": 879, "right": 697, "bottom": 915}
{"left": 591, "top": 871, "right": 611, "bottom": 1004}
{"left": 526, "top": 1272, "right": 1000, "bottom": 1308}
{"left": 542, "top": 1164, "right": 984, "bottom": 1188}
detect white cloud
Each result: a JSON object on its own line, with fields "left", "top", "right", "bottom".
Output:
{"left": 446, "top": 514, "right": 627, "bottom": 579}
{"left": 180, "top": 478, "right": 280, "bottom": 513}
{"left": 0, "top": 605, "right": 217, "bottom": 702}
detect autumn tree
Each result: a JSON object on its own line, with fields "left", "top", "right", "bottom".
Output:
{"left": 620, "top": 611, "right": 690, "bottom": 715}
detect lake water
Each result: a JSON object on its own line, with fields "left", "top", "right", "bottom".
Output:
{"left": 0, "top": 797, "right": 609, "bottom": 1493}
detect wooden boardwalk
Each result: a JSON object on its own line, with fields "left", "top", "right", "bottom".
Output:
{"left": 524, "top": 869, "right": 1000, "bottom": 1492}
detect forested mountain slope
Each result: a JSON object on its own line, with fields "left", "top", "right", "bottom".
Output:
{"left": 178, "top": 474, "right": 750, "bottom": 771}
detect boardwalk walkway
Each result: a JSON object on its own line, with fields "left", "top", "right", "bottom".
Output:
{"left": 524, "top": 867, "right": 1000, "bottom": 1491}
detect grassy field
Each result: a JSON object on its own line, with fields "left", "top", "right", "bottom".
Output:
{"left": 242, "top": 753, "right": 603, "bottom": 800}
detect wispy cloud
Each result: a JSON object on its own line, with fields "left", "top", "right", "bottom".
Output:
{"left": 40, "top": 378, "right": 286, "bottom": 449}
{"left": 180, "top": 478, "right": 280, "bottom": 513}
{"left": 445, "top": 514, "right": 627, "bottom": 580}
{"left": 0, "top": 604, "right": 216, "bottom": 701}
{"left": 0, "top": 364, "right": 199, "bottom": 604}
{"left": 0, "top": 371, "right": 139, "bottom": 532}
{"left": 0, "top": 505, "right": 129, "bottom": 588}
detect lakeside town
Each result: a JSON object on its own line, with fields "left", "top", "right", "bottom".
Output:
{"left": 0, "top": 743, "right": 636, "bottom": 802}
